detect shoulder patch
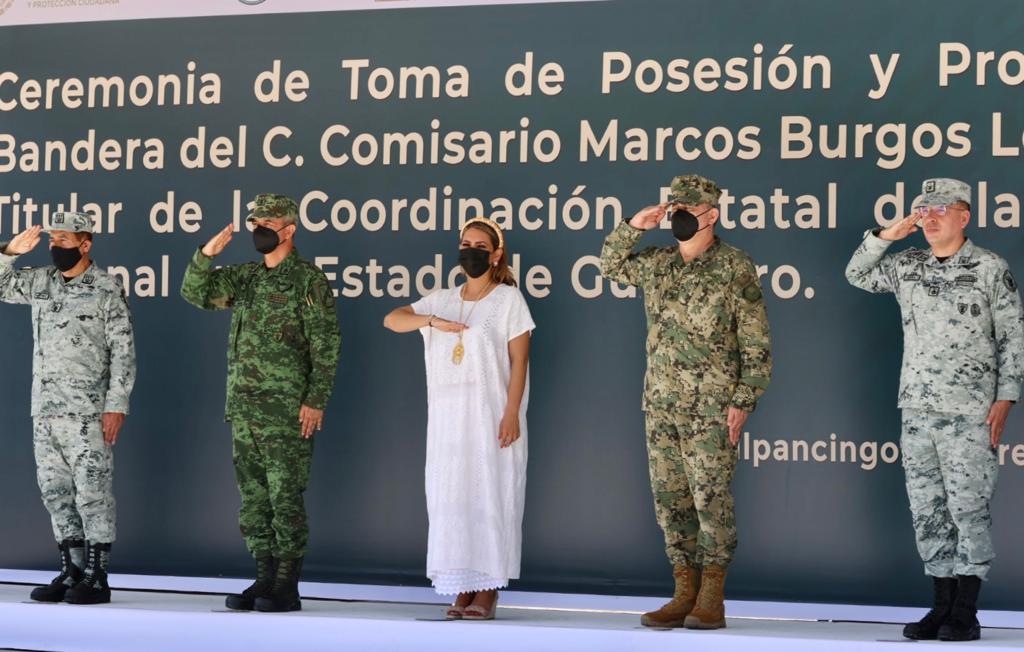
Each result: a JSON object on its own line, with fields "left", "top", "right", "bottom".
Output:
{"left": 742, "top": 283, "right": 762, "bottom": 302}
{"left": 1005, "top": 269, "right": 1017, "bottom": 292}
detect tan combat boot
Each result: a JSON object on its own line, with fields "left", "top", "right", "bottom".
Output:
{"left": 684, "top": 564, "right": 727, "bottom": 629}
{"left": 640, "top": 564, "right": 700, "bottom": 628}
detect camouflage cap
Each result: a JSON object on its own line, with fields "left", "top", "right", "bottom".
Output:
{"left": 45, "top": 211, "right": 95, "bottom": 234}
{"left": 668, "top": 175, "right": 722, "bottom": 206}
{"left": 918, "top": 178, "right": 970, "bottom": 207}
{"left": 246, "top": 193, "right": 298, "bottom": 224}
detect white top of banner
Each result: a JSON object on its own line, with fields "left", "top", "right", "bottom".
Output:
{"left": 0, "top": 0, "right": 598, "bottom": 27}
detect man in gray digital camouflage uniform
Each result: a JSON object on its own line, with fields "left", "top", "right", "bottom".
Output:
{"left": 0, "top": 212, "right": 136, "bottom": 605}
{"left": 846, "top": 178, "right": 1023, "bottom": 642}
{"left": 601, "top": 175, "right": 772, "bottom": 630}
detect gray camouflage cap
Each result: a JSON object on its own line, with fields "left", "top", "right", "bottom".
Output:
{"left": 45, "top": 211, "right": 95, "bottom": 234}
{"left": 917, "top": 178, "right": 971, "bottom": 207}
{"left": 246, "top": 193, "right": 298, "bottom": 224}
{"left": 668, "top": 175, "right": 722, "bottom": 206}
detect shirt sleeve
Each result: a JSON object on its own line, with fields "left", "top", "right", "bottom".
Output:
{"left": 506, "top": 288, "right": 536, "bottom": 341}
{"left": 730, "top": 258, "right": 772, "bottom": 411}
{"left": 991, "top": 263, "right": 1024, "bottom": 403}
{"left": 180, "top": 247, "right": 245, "bottom": 310}
{"left": 0, "top": 248, "right": 36, "bottom": 305}
{"left": 845, "top": 230, "right": 900, "bottom": 294}
{"left": 102, "top": 280, "right": 137, "bottom": 414}
{"left": 300, "top": 271, "right": 341, "bottom": 410}
{"left": 599, "top": 221, "right": 658, "bottom": 288}
{"left": 410, "top": 290, "right": 439, "bottom": 320}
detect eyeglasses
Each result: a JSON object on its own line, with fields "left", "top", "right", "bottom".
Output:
{"left": 915, "top": 205, "right": 962, "bottom": 217}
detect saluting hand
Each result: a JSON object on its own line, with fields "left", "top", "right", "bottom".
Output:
{"left": 877, "top": 214, "right": 921, "bottom": 242}
{"left": 4, "top": 225, "right": 43, "bottom": 255}
{"left": 299, "top": 404, "right": 324, "bottom": 439}
{"left": 201, "top": 224, "right": 234, "bottom": 257}
{"left": 628, "top": 204, "right": 667, "bottom": 231}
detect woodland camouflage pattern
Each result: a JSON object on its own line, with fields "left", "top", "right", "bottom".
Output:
{"left": 600, "top": 217, "right": 771, "bottom": 567}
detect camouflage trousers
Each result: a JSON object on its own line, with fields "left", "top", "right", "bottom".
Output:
{"left": 232, "top": 420, "right": 313, "bottom": 560}
{"left": 33, "top": 417, "right": 115, "bottom": 543}
{"left": 901, "top": 409, "right": 998, "bottom": 580}
{"left": 645, "top": 408, "right": 738, "bottom": 568}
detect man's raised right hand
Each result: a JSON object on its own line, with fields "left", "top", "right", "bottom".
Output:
{"left": 201, "top": 224, "right": 234, "bottom": 257}
{"left": 3, "top": 225, "right": 43, "bottom": 256}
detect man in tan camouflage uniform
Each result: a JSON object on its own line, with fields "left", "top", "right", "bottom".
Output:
{"left": 600, "top": 175, "right": 771, "bottom": 630}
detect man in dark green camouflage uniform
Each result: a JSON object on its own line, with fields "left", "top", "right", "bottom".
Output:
{"left": 181, "top": 193, "right": 340, "bottom": 613}
{"left": 601, "top": 175, "right": 771, "bottom": 630}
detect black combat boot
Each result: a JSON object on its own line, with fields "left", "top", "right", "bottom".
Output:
{"left": 902, "top": 576, "right": 957, "bottom": 639}
{"left": 225, "top": 556, "right": 277, "bottom": 611}
{"left": 30, "top": 539, "right": 85, "bottom": 602}
{"left": 63, "top": 542, "right": 112, "bottom": 605}
{"left": 938, "top": 575, "right": 982, "bottom": 641}
{"left": 254, "top": 557, "right": 303, "bottom": 612}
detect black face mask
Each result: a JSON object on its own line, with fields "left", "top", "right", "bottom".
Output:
{"left": 253, "top": 224, "right": 287, "bottom": 254}
{"left": 51, "top": 245, "right": 83, "bottom": 272}
{"left": 458, "top": 247, "right": 492, "bottom": 279}
{"left": 670, "top": 206, "right": 714, "bottom": 242}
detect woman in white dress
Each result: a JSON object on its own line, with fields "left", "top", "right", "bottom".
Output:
{"left": 383, "top": 217, "right": 534, "bottom": 620}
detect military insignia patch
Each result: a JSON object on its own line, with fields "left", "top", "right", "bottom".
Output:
{"left": 34, "top": 291, "right": 50, "bottom": 300}
{"left": 1004, "top": 269, "right": 1017, "bottom": 292}
{"left": 903, "top": 273, "right": 921, "bottom": 281}
{"left": 742, "top": 284, "right": 762, "bottom": 302}
{"left": 928, "top": 286, "right": 940, "bottom": 297}
{"left": 958, "top": 303, "right": 967, "bottom": 315}
{"left": 971, "top": 304, "right": 981, "bottom": 317}
{"left": 266, "top": 293, "right": 288, "bottom": 305}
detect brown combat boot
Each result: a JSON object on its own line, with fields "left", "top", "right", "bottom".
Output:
{"left": 640, "top": 564, "right": 700, "bottom": 628}
{"left": 684, "top": 564, "right": 727, "bottom": 629}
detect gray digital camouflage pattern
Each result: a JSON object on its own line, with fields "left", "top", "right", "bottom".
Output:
{"left": 34, "top": 418, "right": 115, "bottom": 542}
{"left": 0, "top": 242, "right": 135, "bottom": 545}
{"left": 902, "top": 409, "right": 998, "bottom": 579}
{"left": 846, "top": 235, "right": 1023, "bottom": 414}
{"left": 600, "top": 212, "right": 771, "bottom": 567}
{"left": 846, "top": 227, "right": 1023, "bottom": 581}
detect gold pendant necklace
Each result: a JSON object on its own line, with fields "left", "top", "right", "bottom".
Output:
{"left": 452, "top": 281, "right": 493, "bottom": 365}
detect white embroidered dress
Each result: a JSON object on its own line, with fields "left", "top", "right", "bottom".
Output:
{"left": 411, "top": 283, "right": 535, "bottom": 595}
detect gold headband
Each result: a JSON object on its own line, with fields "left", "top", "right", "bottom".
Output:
{"left": 460, "top": 216, "right": 504, "bottom": 250}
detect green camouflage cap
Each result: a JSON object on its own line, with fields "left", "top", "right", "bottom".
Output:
{"left": 246, "top": 193, "right": 298, "bottom": 224}
{"left": 45, "top": 211, "right": 95, "bottom": 234}
{"left": 918, "top": 178, "right": 970, "bottom": 207}
{"left": 668, "top": 175, "right": 722, "bottom": 206}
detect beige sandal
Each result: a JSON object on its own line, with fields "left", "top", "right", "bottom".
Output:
{"left": 444, "top": 605, "right": 465, "bottom": 620}
{"left": 463, "top": 593, "right": 498, "bottom": 621}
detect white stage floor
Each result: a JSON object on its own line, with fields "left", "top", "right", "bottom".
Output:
{"left": 0, "top": 570, "right": 1021, "bottom": 651}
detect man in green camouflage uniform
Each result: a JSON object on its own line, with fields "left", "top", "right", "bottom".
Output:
{"left": 181, "top": 194, "right": 340, "bottom": 613}
{"left": 601, "top": 175, "right": 771, "bottom": 630}
{"left": 846, "top": 179, "right": 1023, "bottom": 642}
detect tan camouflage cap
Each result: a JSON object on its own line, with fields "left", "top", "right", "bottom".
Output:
{"left": 45, "top": 211, "right": 95, "bottom": 234}
{"left": 668, "top": 175, "right": 722, "bottom": 206}
{"left": 246, "top": 193, "right": 298, "bottom": 224}
{"left": 918, "top": 178, "right": 970, "bottom": 207}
